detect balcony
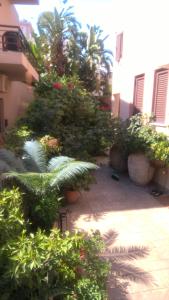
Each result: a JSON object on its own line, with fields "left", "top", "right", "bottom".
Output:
{"left": 0, "top": 25, "right": 39, "bottom": 83}
{"left": 11, "top": 0, "right": 39, "bottom": 4}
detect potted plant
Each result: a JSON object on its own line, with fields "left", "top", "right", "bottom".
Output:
{"left": 149, "top": 135, "right": 169, "bottom": 168}
{"left": 1, "top": 140, "right": 98, "bottom": 217}
{"left": 126, "top": 114, "right": 155, "bottom": 185}
{"left": 109, "top": 118, "right": 128, "bottom": 172}
{"left": 64, "top": 173, "right": 96, "bottom": 204}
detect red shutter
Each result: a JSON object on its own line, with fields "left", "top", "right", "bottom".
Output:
{"left": 152, "top": 69, "right": 168, "bottom": 123}
{"left": 116, "top": 32, "right": 123, "bottom": 62}
{"left": 133, "top": 74, "right": 145, "bottom": 114}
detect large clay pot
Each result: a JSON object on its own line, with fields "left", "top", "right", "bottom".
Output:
{"left": 65, "top": 190, "right": 80, "bottom": 204}
{"left": 128, "top": 153, "right": 155, "bottom": 186}
{"left": 109, "top": 146, "right": 127, "bottom": 172}
{"left": 151, "top": 159, "right": 166, "bottom": 169}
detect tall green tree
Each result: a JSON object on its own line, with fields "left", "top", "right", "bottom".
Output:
{"left": 34, "top": 2, "right": 113, "bottom": 93}
{"left": 37, "top": 6, "right": 80, "bottom": 75}
{"left": 68, "top": 25, "right": 113, "bottom": 93}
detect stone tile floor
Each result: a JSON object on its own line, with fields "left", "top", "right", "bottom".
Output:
{"left": 67, "top": 164, "right": 169, "bottom": 300}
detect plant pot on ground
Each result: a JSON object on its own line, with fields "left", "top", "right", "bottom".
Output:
{"left": 64, "top": 190, "right": 81, "bottom": 204}
{"left": 109, "top": 145, "right": 127, "bottom": 172}
{"left": 109, "top": 118, "right": 129, "bottom": 172}
{"left": 64, "top": 173, "right": 96, "bottom": 204}
{"left": 128, "top": 153, "right": 155, "bottom": 186}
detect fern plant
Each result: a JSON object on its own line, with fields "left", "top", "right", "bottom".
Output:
{"left": 0, "top": 140, "right": 98, "bottom": 230}
{"left": 1, "top": 140, "right": 98, "bottom": 196}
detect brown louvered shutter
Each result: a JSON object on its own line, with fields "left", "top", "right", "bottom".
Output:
{"left": 116, "top": 32, "right": 123, "bottom": 62}
{"left": 133, "top": 74, "right": 145, "bottom": 114}
{"left": 152, "top": 69, "right": 168, "bottom": 123}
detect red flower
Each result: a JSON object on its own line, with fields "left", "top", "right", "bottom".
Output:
{"left": 80, "top": 248, "right": 86, "bottom": 260}
{"left": 53, "top": 82, "right": 62, "bottom": 90}
{"left": 67, "top": 82, "right": 74, "bottom": 90}
{"left": 100, "top": 105, "right": 111, "bottom": 111}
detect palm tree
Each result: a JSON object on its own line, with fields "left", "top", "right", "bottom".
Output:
{"left": 0, "top": 140, "right": 98, "bottom": 196}
{"left": 67, "top": 25, "right": 113, "bottom": 93}
{"left": 37, "top": 6, "right": 80, "bottom": 76}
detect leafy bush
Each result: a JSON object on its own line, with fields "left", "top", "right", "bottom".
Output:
{"left": 1, "top": 140, "right": 98, "bottom": 230}
{"left": 149, "top": 138, "right": 169, "bottom": 166}
{"left": 5, "top": 125, "right": 33, "bottom": 155}
{"left": 0, "top": 188, "right": 26, "bottom": 245}
{"left": 111, "top": 114, "right": 169, "bottom": 166}
{"left": 0, "top": 189, "right": 152, "bottom": 299}
{"left": 18, "top": 75, "right": 112, "bottom": 159}
{"left": 0, "top": 188, "right": 109, "bottom": 299}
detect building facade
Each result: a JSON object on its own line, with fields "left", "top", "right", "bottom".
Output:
{"left": 112, "top": 3, "right": 169, "bottom": 189}
{"left": 112, "top": 7, "right": 169, "bottom": 136}
{"left": 0, "top": 0, "right": 39, "bottom": 131}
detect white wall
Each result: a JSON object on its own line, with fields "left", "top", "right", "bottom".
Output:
{"left": 113, "top": 0, "right": 169, "bottom": 125}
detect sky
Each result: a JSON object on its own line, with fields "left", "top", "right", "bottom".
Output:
{"left": 15, "top": 0, "right": 169, "bottom": 52}
{"left": 15, "top": 0, "right": 116, "bottom": 50}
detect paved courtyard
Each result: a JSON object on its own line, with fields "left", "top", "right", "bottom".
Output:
{"left": 67, "top": 164, "right": 169, "bottom": 300}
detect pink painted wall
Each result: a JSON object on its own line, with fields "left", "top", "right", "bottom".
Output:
{"left": 3, "top": 81, "right": 34, "bottom": 127}
{"left": 0, "top": 0, "right": 19, "bottom": 26}
{"left": 0, "top": 0, "right": 38, "bottom": 128}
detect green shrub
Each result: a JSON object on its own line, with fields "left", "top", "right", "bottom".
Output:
{"left": 0, "top": 188, "right": 109, "bottom": 299}
{"left": 1, "top": 140, "right": 98, "bottom": 230}
{"left": 111, "top": 114, "right": 169, "bottom": 166}
{"left": 5, "top": 125, "right": 33, "bottom": 155}
{"left": 18, "top": 76, "right": 112, "bottom": 159}
{"left": 0, "top": 188, "right": 26, "bottom": 245}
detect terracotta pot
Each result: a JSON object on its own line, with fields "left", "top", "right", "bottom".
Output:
{"left": 109, "top": 146, "right": 127, "bottom": 172}
{"left": 151, "top": 159, "right": 166, "bottom": 169}
{"left": 65, "top": 190, "right": 80, "bottom": 204}
{"left": 128, "top": 153, "right": 155, "bottom": 186}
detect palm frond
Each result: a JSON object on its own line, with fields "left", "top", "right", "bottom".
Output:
{"left": 102, "top": 230, "right": 118, "bottom": 247}
{"left": 111, "top": 262, "right": 154, "bottom": 285}
{"left": 4, "top": 172, "right": 52, "bottom": 195}
{"left": 103, "top": 246, "right": 149, "bottom": 261}
{"left": 0, "top": 149, "right": 25, "bottom": 172}
{"left": 23, "top": 141, "right": 47, "bottom": 173}
{"left": 50, "top": 161, "right": 98, "bottom": 188}
{"left": 48, "top": 156, "right": 75, "bottom": 172}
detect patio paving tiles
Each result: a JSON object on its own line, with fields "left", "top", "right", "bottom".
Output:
{"left": 67, "top": 165, "right": 169, "bottom": 300}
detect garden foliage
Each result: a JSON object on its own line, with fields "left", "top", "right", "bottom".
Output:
{"left": 0, "top": 189, "right": 109, "bottom": 300}
{"left": 110, "top": 113, "right": 169, "bottom": 166}
{"left": 17, "top": 75, "right": 112, "bottom": 159}
{"left": 1, "top": 140, "right": 97, "bottom": 230}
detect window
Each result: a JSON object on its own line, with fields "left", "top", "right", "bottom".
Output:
{"left": 133, "top": 74, "right": 145, "bottom": 114}
{"left": 116, "top": 32, "right": 123, "bottom": 62}
{"left": 2, "top": 31, "right": 22, "bottom": 52}
{"left": 152, "top": 69, "right": 168, "bottom": 123}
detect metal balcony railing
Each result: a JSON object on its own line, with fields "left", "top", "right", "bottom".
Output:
{"left": 0, "top": 24, "right": 37, "bottom": 69}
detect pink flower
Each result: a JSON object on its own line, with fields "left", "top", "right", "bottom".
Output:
{"left": 53, "top": 82, "right": 62, "bottom": 90}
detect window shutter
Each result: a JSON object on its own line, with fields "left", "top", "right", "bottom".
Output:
{"left": 133, "top": 74, "right": 145, "bottom": 114}
{"left": 116, "top": 32, "right": 123, "bottom": 62}
{"left": 152, "top": 69, "right": 168, "bottom": 123}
